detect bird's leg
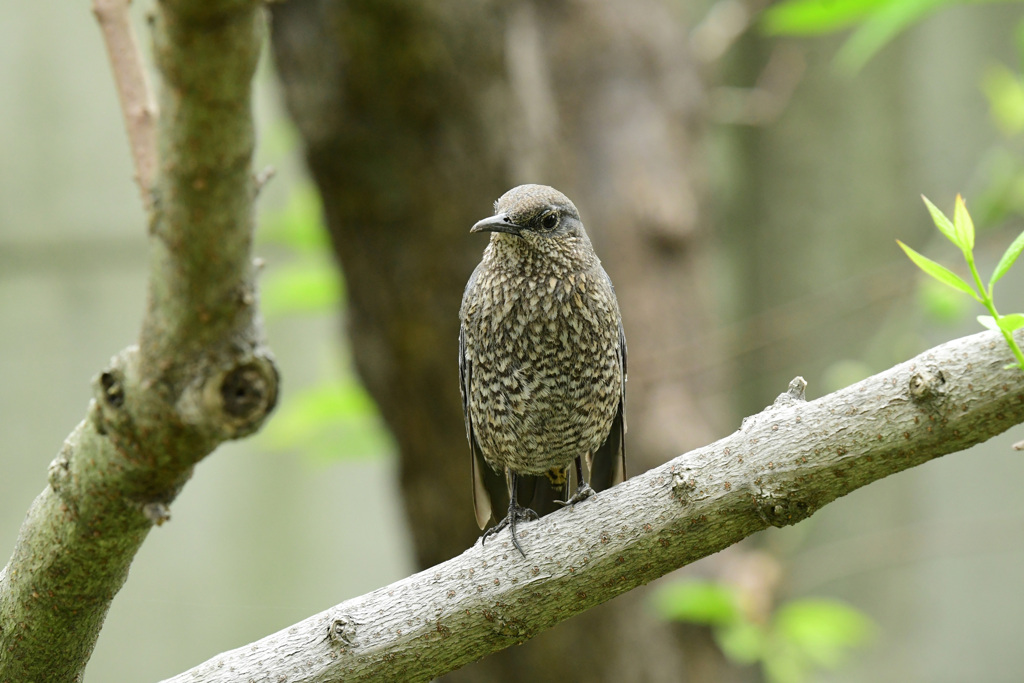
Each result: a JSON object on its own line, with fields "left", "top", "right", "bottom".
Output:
{"left": 557, "top": 456, "right": 596, "bottom": 506}
{"left": 481, "top": 472, "right": 538, "bottom": 557}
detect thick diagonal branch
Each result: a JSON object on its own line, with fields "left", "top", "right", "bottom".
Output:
{"left": 163, "top": 329, "right": 1024, "bottom": 683}
{"left": 0, "top": 2, "right": 274, "bottom": 681}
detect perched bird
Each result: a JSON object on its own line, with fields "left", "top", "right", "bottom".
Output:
{"left": 459, "top": 184, "right": 626, "bottom": 556}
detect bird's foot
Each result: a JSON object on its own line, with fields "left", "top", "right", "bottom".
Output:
{"left": 482, "top": 501, "right": 538, "bottom": 558}
{"left": 556, "top": 482, "right": 596, "bottom": 507}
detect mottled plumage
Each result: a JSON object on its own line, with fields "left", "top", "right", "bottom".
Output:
{"left": 459, "top": 184, "right": 626, "bottom": 556}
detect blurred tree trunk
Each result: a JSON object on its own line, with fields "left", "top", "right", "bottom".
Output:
{"left": 270, "top": 0, "right": 736, "bottom": 680}
{"left": 718, "top": 35, "right": 921, "bottom": 415}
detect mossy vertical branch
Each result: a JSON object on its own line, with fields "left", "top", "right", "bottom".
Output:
{"left": 0, "top": 3, "right": 276, "bottom": 681}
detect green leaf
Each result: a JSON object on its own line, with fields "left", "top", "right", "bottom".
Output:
{"left": 774, "top": 599, "right": 875, "bottom": 670}
{"left": 761, "top": 0, "right": 888, "bottom": 36}
{"left": 978, "top": 315, "right": 1000, "bottom": 331}
{"left": 998, "top": 313, "right": 1024, "bottom": 332}
{"left": 976, "top": 314, "right": 1024, "bottom": 332}
{"left": 715, "top": 620, "right": 766, "bottom": 665}
{"left": 953, "top": 194, "right": 976, "bottom": 251}
{"left": 897, "top": 241, "right": 981, "bottom": 301}
{"left": 990, "top": 228, "right": 1024, "bottom": 287}
{"left": 261, "top": 258, "right": 344, "bottom": 317}
{"left": 919, "top": 276, "right": 972, "bottom": 324}
{"left": 765, "top": 0, "right": 1023, "bottom": 72}
{"left": 834, "top": 0, "right": 952, "bottom": 73}
{"left": 763, "top": 646, "right": 809, "bottom": 683}
{"left": 261, "top": 380, "right": 394, "bottom": 461}
{"left": 259, "top": 183, "right": 329, "bottom": 252}
{"left": 982, "top": 64, "right": 1024, "bottom": 136}
{"left": 921, "top": 195, "right": 959, "bottom": 247}
{"left": 652, "top": 581, "right": 740, "bottom": 626}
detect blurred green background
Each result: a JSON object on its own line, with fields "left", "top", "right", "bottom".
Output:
{"left": 2, "top": 1, "right": 1024, "bottom": 681}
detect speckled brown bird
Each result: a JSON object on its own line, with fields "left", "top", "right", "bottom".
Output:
{"left": 459, "top": 184, "right": 626, "bottom": 556}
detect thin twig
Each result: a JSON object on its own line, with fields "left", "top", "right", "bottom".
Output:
{"left": 92, "top": 0, "right": 158, "bottom": 208}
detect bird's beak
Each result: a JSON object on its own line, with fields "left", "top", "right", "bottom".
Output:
{"left": 470, "top": 213, "right": 522, "bottom": 236}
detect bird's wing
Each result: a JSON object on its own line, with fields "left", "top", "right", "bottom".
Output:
{"left": 460, "top": 320, "right": 511, "bottom": 529}
{"left": 588, "top": 319, "right": 627, "bottom": 490}
{"left": 460, "top": 323, "right": 492, "bottom": 529}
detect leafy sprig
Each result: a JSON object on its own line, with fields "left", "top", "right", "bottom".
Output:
{"left": 898, "top": 195, "right": 1024, "bottom": 370}
{"left": 653, "top": 580, "right": 875, "bottom": 683}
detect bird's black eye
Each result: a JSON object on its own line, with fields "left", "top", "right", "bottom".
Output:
{"left": 540, "top": 210, "right": 559, "bottom": 231}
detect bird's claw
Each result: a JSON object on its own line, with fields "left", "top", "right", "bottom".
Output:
{"left": 555, "top": 482, "right": 596, "bottom": 507}
{"left": 482, "top": 501, "right": 538, "bottom": 557}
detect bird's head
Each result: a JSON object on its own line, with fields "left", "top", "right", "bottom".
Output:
{"left": 470, "top": 184, "right": 587, "bottom": 247}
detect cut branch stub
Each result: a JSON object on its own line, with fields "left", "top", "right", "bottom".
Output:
{"left": 206, "top": 353, "right": 279, "bottom": 438}
{"left": 909, "top": 366, "right": 946, "bottom": 401}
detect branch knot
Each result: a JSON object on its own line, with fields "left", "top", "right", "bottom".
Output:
{"left": 90, "top": 350, "right": 137, "bottom": 438}
{"left": 179, "top": 351, "right": 279, "bottom": 440}
{"left": 671, "top": 469, "right": 697, "bottom": 502}
{"left": 754, "top": 488, "right": 816, "bottom": 528}
{"left": 909, "top": 367, "right": 946, "bottom": 402}
{"left": 329, "top": 615, "right": 358, "bottom": 647}
{"left": 47, "top": 441, "right": 74, "bottom": 499}
{"left": 220, "top": 362, "right": 272, "bottom": 420}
